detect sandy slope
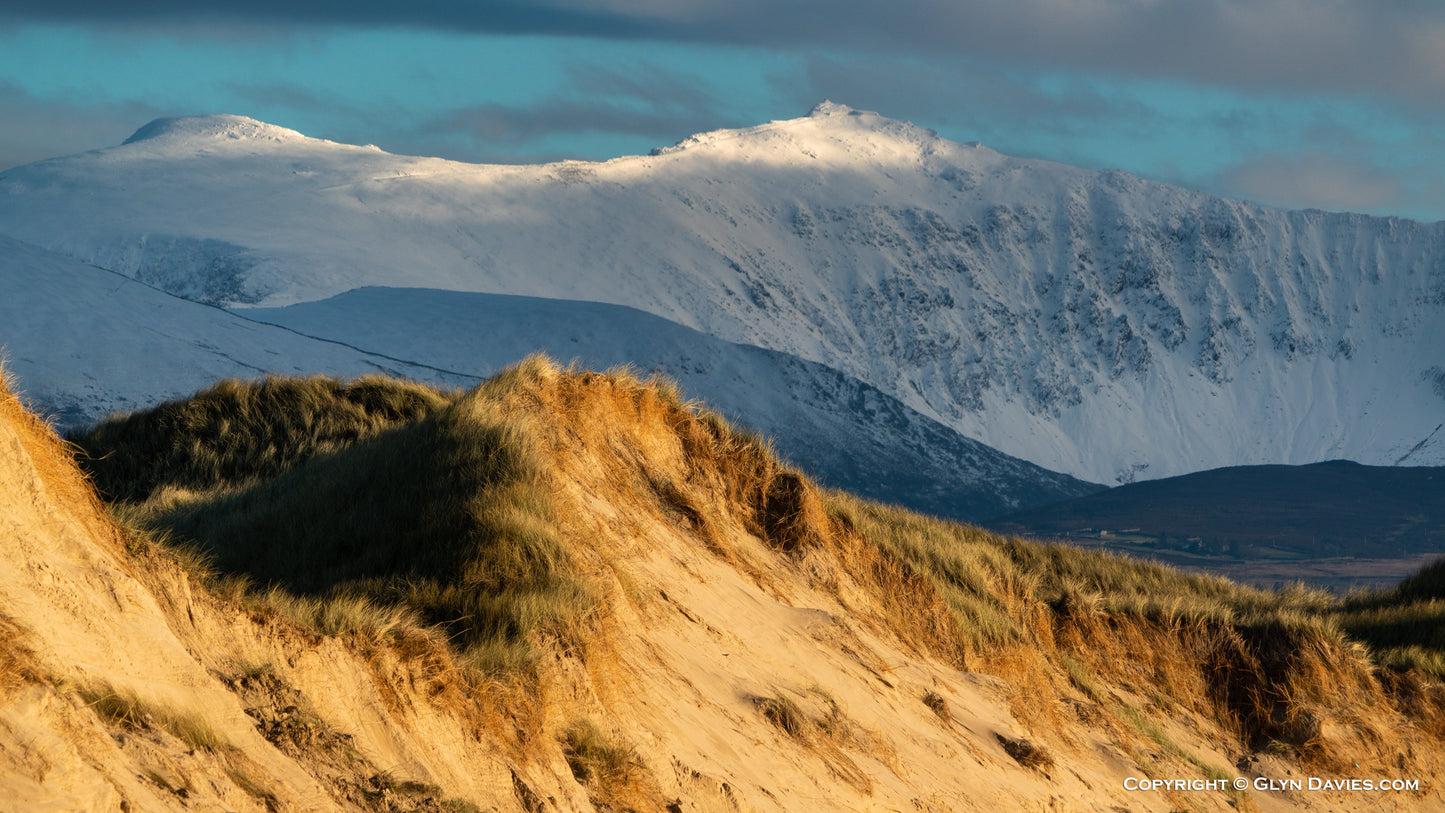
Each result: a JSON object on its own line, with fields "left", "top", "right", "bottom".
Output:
{"left": 0, "top": 369, "right": 1434, "bottom": 811}
{"left": 0, "top": 380, "right": 331, "bottom": 810}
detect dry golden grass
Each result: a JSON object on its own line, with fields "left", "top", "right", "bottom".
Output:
{"left": 505, "top": 361, "right": 973, "bottom": 673}
{"left": 0, "top": 364, "right": 130, "bottom": 560}
{"left": 69, "top": 373, "right": 456, "bottom": 503}
{"left": 996, "top": 733, "right": 1053, "bottom": 772}
{"left": 85, "top": 366, "right": 594, "bottom": 675}
{"left": 51, "top": 356, "right": 1445, "bottom": 786}
{"left": 816, "top": 483, "right": 1445, "bottom": 773}
{"left": 77, "top": 682, "right": 224, "bottom": 751}
{"left": 921, "top": 690, "right": 951, "bottom": 724}
{"left": 751, "top": 690, "right": 874, "bottom": 795}
{"left": 561, "top": 719, "right": 666, "bottom": 812}
{"left": 0, "top": 613, "right": 40, "bottom": 693}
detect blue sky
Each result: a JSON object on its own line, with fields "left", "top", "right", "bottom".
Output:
{"left": 1, "top": 2, "right": 1442, "bottom": 221}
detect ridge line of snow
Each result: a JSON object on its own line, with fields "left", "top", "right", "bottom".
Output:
{"left": 233, "top": 309, "right": 484, "bottom": 382}
{"left": 2, "top": 234, "right": 485, "bottom": 384}
{"left": 5, "top": 107, "right": 1443, "bottom": 483}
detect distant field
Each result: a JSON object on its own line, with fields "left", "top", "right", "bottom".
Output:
{"left": 1036, "top": 535, "right": 1441, "bottom": 593}
{"left": 991, "top": 460, "right": 1445, "bottom": 586}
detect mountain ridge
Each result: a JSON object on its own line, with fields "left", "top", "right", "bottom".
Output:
{"left": 0, "top": 234, "right": 474, "bottom": 426}
{"left": 1, "top": 106, "right": 1442, "bottom": 484}
{"left": 0, "top": 234, "right": 1096, "bottom": 520}
{"left": 243, "top": 285, "right": 1102, "bottom": 519}
{"left": 992, "top": 458, "right": 1445, "bottom": 562}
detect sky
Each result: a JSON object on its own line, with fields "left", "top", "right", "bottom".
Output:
{"left": 0, "top": 1, "right": 1442, "bottom": 222}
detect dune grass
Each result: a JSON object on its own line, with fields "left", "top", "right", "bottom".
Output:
{"left": 823, "top": 491, "right": 1336, "bottom": 654}
{"left": 0, "top": 614, "right": 41, "bottom": 692}
{"left": 560, "top": 718, "right": 665, "bottom": 811}
{"left": 825, "top": 463, "right": 1445, "bottom": 690}
{"left": 78, "top": 683, "right": 224, "bottom": 751}
{"left": 70, "top": 374, "right": 456, "bottom": 503}
{"left": 76, "top": 364, "right": 591, "bottom": 673}
{"left": 561, "top": 719, "right": 641, "bottom": 786}
{"left": 62, "top": 359, "right": 1445, "bottom": 772}
{"left": 823, "top": 487, "right": 1445, "bottom": 770}
{"left": 1333, "top": 558, "right": 1445, "bottom": 676}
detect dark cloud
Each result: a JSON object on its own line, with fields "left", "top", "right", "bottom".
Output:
{"left": 430, "top": 99, "right": 710, "bottom": 145}
{"left": 417, "top": 59, "right": 736, "bottom": 157}
{"left": 6, "top": 1, "right": 1445, "bottom": 107}
{"left": 1195, "top": 97, "right": 1445, "bottom": 219}
{"left": 222, "top": 81, "right": 342, "bottom": 115}
{"left": 1216, "top": 151, "right": 1445, "bottom": 221}
{"left": 0, "top": 1, "right": 662, "bottom": 39}
{"left": 1219, "top": 152, "right": 1404, "bottom": 212}
{"left": 787, "top": 53, "right": 1151, "bottom": 134}
{"left": 0, "top": 83, "right": 163, "bottom": 171}
{"left": 561, "top": 61, "right": 717, "bottom": 118}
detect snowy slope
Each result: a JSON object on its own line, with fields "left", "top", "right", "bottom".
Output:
{"left": 244, "top": 286, "right": 1099, "bottom": 519}
{"left": 0, "top": 234, "right": 1096, "bottom": 518}
{"left": 1, "top": 107, "right": 1442, "bottom": 483}
{"left": 0, "top": 235, "right": 470, "bottom": 426}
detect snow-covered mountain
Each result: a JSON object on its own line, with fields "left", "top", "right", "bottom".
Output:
{"left": 243, "top": 286, "right": 1098, "bottom": 519}
{"left": 0, "top": 236, "right": 1095, "bottom": 519}
{"left": 1, "top": 105, "right": 1442, "bottom": 484}
{"left": 0, "top": 235, "right": 470, "bottom": 424}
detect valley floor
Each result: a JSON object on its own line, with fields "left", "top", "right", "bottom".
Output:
{"left": 1052, "top": 538, "right": 1442, "bottom": 594}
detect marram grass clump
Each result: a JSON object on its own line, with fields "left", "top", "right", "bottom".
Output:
{"left": 77, "top": 362, "right": 592, "bottom": 673}
{"left": 823, "top": 491, "right": 1335, "bottom": 654}
{"left": 78, "top": 683, "right": 224, "bottom": 751}
{"left": 1335, "top": 559, "right": 1445, "bottom": 676}
{"left": 70, "top": 374, "right": 455, "bottom": 502}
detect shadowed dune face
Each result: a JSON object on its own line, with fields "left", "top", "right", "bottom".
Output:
{"left": 3, "top": 360, "right": 1444, "bottom": 811}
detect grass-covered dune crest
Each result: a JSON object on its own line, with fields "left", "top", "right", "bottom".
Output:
{"left": 4, "top": 356, "right": 1442, "bottom": 811}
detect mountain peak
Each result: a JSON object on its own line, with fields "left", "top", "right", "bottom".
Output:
{"left": 122, "top": 115, "right": 307, "bottom": 146}
{"left": 650, "top": 102, "right": 904, "bottom": 158}
{"left": 808, "top": 100, "right": 858, "bottom": 117}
